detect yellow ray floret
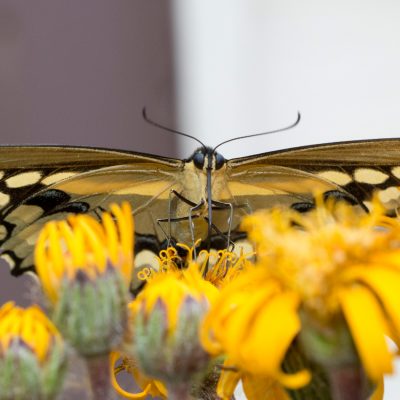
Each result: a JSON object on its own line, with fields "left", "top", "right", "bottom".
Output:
{"left": 35, "top": 202, "right": 133, "bottom": 302}
{"left": 0, "top": 301, "right": 62, "bottom": 362}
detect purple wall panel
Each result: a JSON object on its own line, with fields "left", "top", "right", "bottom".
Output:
{"left": 0, "top": 0, "right": 176, "bottom": 306}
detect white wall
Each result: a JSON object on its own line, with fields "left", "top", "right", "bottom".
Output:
{"left": 172, "top": 0, "right": 400, "bottom": 159}
{"left": 172, "top": 1, "right": 400, "bottom": 398}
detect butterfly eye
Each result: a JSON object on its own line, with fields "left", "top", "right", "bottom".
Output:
{"left": 214, "top": 152, "right": 225, "bottom": 170}
{"left": 193, "top": 152, "right": 205, "bottom": 169}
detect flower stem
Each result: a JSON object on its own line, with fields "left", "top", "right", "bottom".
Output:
{"left": 85, "top": 354, "right": 114, "bottom": 400}
{"left": 328, "top": 365, "right": 367, "bottom": 400}
{"left": 168, "top": 383, "right": 193, "bottom": 400}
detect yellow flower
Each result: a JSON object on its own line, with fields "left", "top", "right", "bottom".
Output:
{"left": 132, "top": 262, "right": 219, "bottom": 331}
{"left": 244, "top": 204, "right": 400, "bottom": 381}
{"left": 139, "top": 243, "right": 249, "bottom": 289}
{"left": 111, "top": 352, "right": 167, "bottom": 399}
{"left": 217, "top": 358, "right": 290, "bottom": 400}
{"left": 0, "top": 301, "right": 62, "bottom": 362}
{"left": 34, "top": 202, "right": 133, "bottom": 356}
{"left": 35, "top": 202, "right": 133, "bottom": 302}
{"left": 0, "top": 302, "right": 66, "bottom": 399}
{"left": 126, "top": 263, "right": 219, "bottom": 396}
{"left": 201, "top": 269, "right": 310, "bottom": 389}
{"left": 202, "top": 201, "right": 400, "bottom": 398}
{"left": 200, "top": 248, "right": 252, "bottom": 288}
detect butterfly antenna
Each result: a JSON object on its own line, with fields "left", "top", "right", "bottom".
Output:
{"left": 142, "top": 108, "right": 206, "bottom": 149}
{"left": 213, "top": 111, "right": 301, "bottom": 152}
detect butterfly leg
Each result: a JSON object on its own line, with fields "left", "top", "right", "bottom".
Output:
{"left": 168, "top": 190, "right": 208, "bottom": 254}
{"left": 210, "top": 199, "right": 234, "bottom": 250}
{"left": 189, "top": 200, "right": 206, "bottom": 257}
{"left": 203, "top": 217, "right": 236, "bottom": 250}
{"left": 167, "top": 189, "right": 198, "bottom": 245}
{"left": 157, "top": 214, "right": 201, "bottom": 245}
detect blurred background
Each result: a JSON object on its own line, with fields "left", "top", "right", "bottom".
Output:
{"left": 1, "top": 1, "right": 400, "bottom": 397}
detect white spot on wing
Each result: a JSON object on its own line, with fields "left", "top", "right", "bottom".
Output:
{"left": 134, "top": 250, "right": 159, "bottom": 271}
{"left": 0, "top": 171, "right": 4, "bottom": 180}
{"left": 317, "top": 171, "right": 352, "bottom": 186}
{"left": 0, "top": 254, "right": 15, "bottom": 269}
{"left": 362, "top": 201, "right": 373, "bottom": 212}
{"left": 377, "top": 187, "right": 400, "bottom": 204}
{"left": 6, "top": 171, "right": 42, "bottom": 188}
{"left": 42, "top": 172, "right": 78, "bottom": 185}
{"left": 354, "top": 168, "right": 388, "bottom": 184}
{"left": 392, "top": 166, "right": 400, "bottom": 179}
{"left": 0, "top": 192, "right": 10, "bottom": 207}
{"left": 232, "top": 240, "right": 255, "bottom": 258}
{"left": 0, "top": 225, "right": 7, "bottom": 240}
{"left": 132, "top": 249, "right": 159, "bottom": 291}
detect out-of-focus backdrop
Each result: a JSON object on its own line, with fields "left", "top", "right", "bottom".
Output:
{"left": 0, "top": 0, "right": 176, "bottom": 306}
{"left": 1, "top": 1, "right": 400, "bottom": 398}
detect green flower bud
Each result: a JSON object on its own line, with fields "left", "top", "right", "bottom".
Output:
{"left": 0, "top": 302, "right": 66, "bottom": 400}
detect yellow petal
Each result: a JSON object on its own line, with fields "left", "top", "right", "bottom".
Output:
{"left": 216, "top": 360, "right": 241, "bottom": 400}
{"left": 202, "top": 280, "right": 278, "bottom": 355}
{"left": 239, "top": 292, "right": 303, "bottom": 381}
{"left": 222, "top": 290, "right": 276, "bottom": 355}
{"left": 79, "top": 218, "right": 106, "bottom": 271}
{"left": 102, "top": 212, "right": 119, "bottom": 266}
{"left": 242, "top": 374, "right": 290, "bottom": 400}
{"left": 338, "top": 285, "right": 393, "bottom": 381}
{"left": 346, "top": 267, "right": 400, "bottom": 338}
{"left": 276, "top": 370, "right": 312, "bottom": 390}
{"left": 110, "top": 352, "right": 151, "bottom": 399}
{"left": 369, "top": 377, "right": 384, "bottom": 400}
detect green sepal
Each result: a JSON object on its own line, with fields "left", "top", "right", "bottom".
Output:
{"left": 52, "top": 268, "right": 128, "bottom": 356}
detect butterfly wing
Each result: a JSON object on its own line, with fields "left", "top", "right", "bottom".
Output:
{"left": 0, "top": 146, "right": 184, "bottom": 275}
{"left": 224, "top": 138, "right": 400, "bottom": 224}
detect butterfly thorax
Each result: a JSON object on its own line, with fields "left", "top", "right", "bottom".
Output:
{"left": 183, "top": 146, "right": 226, "bottom": 201}
{"left": 171, "top": 147, "right": 227, "bottom": 242}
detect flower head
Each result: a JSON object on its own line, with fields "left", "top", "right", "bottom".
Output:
{"left": 202, "top": 201, "right": 400, "bottom": 398}
{"left": 35, "top": 202, "right": 133, "bottom": 302}
{"left": 141, "top": 242, "right": 250, "bottom": 289}
{"left": 126, "top": 262, "right": 219, "bottom": 395}
{"left": 34, "top": 202, "right": 133, "bottom": 356}
{"left": 242, "top": 203, "right": 400, "bottom": 380}
{"left": 0, "top": 302, "right": 66, "bottom": 399}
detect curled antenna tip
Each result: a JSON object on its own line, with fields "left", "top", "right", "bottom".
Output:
{"left": 213, "top": 110, "right": 302, "bottom": 152}
{"left": 141, "top": 107, "right": 206, "bottom": 149}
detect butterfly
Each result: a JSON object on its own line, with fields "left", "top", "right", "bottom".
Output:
{"left": 1, "top": 137, "right": 400, "bottom": 282}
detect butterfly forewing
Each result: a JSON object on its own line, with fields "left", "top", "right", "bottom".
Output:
{"left": 0, "top": 146, "right": 183, "bottom": 275}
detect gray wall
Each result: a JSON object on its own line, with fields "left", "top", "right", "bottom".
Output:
{"left": 0, "top": 1, "right": 176, "bottom": 305}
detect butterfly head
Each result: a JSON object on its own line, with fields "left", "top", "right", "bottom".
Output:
{"left": 188, "top": 147, "right": 225, "bottom": 171}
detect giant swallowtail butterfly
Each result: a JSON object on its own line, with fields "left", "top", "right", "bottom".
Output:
{"left": 0, "top": 138, "right": 399, "bottom": 279}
